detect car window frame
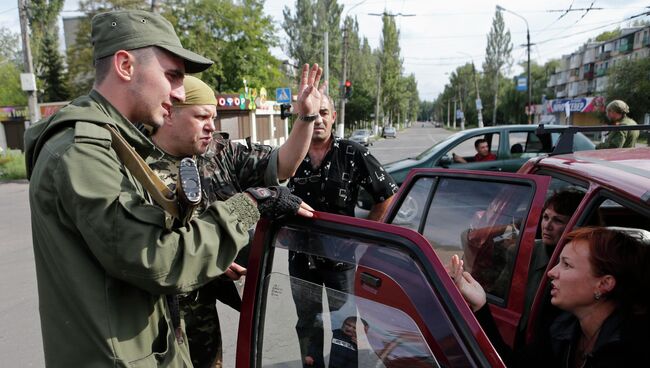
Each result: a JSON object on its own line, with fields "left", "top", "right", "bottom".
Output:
{"left": 236, "top": 215, "right": 506, "bottom": 368}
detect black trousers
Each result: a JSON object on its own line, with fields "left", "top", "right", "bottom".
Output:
{"left": 289, "top": 251, "right": 355, "bottom": 368}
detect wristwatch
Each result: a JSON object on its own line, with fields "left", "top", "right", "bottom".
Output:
{"left": 298, "top": 113, "right": 319, "bottom": 122}
{"left": 245, "top": 187, "right": 274, "bottom": 201}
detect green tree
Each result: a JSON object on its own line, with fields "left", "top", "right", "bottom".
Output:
{"left": 607, "top": 57, "right": 650, "bottom": 123}
{"left": 39, "top": 30, "right": 70, "bottom": 102}
{"left": 164, "top": 0, "right": 286, "bottom": 92}
{"left": 0, "top": 28, "right": 26, "bottom": 106}
{"left": 483, "top": 9, "right": 512, "bottom": 125}
{"left": 594, "top": 28, "right": 621, "bottom": 42}
{"left": 402, "top": 73, "right": 419, "bottom": 123}
{"left": 343, "top": 16, "right": 377, "bottom": 128}
{"left": 27, "top": 0, "right": 70, "bottom": 101}
{"left": 500, "top": 60, "right": 559, "bottom": 124}
{"left": 66, "top": 0, "right": 147, "bottom": 94}
{"left": 283, "top": 0, "right": 343, "bottom": 90}
{"left": 379, "top": 13, "right": 403, "bottom": 126}
{"left": 418, "top": 100, "right": 434, "bottom": 121}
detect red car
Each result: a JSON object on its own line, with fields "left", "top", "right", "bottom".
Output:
{"left": 236, "top": 133, "right": 650, "bottom": 367}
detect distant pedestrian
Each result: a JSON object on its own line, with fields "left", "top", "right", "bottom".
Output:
{"left": 596, "top": 100, "right": 638, "bottom": 149}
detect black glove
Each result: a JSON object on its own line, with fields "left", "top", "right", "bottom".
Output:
{"left": 245, "top": 186, "right": 302, "bottom": 219}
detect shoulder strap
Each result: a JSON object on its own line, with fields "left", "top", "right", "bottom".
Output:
{"left": 102, "top": 125, "right": 180, "bottom": 218}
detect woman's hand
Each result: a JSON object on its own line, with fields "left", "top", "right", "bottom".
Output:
{"left": 449, "top": 254, "right": 487, "bottom": 312}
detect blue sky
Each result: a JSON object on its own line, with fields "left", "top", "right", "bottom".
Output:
{"left": 1, "top": 0, "right": 648, "bottom": 100}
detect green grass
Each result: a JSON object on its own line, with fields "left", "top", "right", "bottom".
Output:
{"left": 0, "top": 150, "right": 27, "bottom": 180}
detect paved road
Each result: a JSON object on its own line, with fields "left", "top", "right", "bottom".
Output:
{"left": 0, "top": 123, "right": 452, "bottom": 367}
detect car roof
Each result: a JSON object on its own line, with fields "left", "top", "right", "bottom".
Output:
{"left": 535, "top": 147, "right": 650, "bottom": 199}
{"left": 457, "top": 124, "right": 568, "bottom": 135}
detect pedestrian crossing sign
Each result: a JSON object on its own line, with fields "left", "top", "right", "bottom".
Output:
{"left": 276, "top": 88, "right": 291, "bottom": 103}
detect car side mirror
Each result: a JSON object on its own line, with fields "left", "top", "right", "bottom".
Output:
{"left": 439, "top": 155, "right": 452, "bottom": 168}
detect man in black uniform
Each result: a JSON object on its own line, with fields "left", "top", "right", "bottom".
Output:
{"left": 289, "top": 95, "right": 397, "bottom": 367}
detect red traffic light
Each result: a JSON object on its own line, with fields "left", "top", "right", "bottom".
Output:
{"left": 344, "top": 80, "right": 352, "bottom": 87}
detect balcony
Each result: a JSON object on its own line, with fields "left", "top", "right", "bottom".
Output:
{"left": 596, "top": 68, "right": 607, "bottom": 77}
{"left": 597, "top": 51, "right": 611, "bottom": 61}
{"left": 644, "top": 36, "right": 650, "bottom": 47}
{"left": 619, "top": 42, "right": 633, "bottom": 53}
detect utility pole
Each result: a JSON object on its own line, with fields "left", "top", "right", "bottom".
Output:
{"left": 471, "top": 62, "right": 483, "bottom": 128}
{"left": 374, "top": 62, "right": 382, "bottom": 136}
{"left": 453, "top": 98, "right": 457, "bottom": 129}
{"left": 526, "top": 28, "right": 532, "bottom": 124}
{"left": 337, "top": 25, "right": 348, "bottom": 138}
{"left": 18, "top": 0, "right": 40, "bottom": 126}
{"left": 323, "top": 31, "right": 329, "bottom": 96}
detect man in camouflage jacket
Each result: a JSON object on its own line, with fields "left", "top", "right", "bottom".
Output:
{"left": 148, "top": 70, "right": 325, "bottom": 367}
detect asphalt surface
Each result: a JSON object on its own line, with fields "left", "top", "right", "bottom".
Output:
{"left": 0, "top": 123, "right": 452, "bottom": 367}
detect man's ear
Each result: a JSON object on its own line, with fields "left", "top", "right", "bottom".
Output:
{"left": 332, "top": 110, "right": 337, "bottom": 122}
{"left": 113, "top": 50, "right": 134, "bottom": 82}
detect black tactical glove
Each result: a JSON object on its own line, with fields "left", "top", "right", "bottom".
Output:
{"left": 245, "top": 186, "right": 302, "bottom": 219}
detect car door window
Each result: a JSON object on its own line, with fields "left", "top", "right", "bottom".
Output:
{"left": 447, "top": 134, "right": 500, "bottom": 162}
{"left": 508, "top": 131, "right": 552, "bottom": 158}
{"left": 388, "top": 171, "right": 549, "bottom": 307}
{"left": 581, "top": 194, "right": 650, "bottom": 231}
{"left": 241, "top": 220, "right": 503, "bottom": 367}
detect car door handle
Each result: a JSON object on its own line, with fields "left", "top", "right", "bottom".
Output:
{"left": 488, "top": 167, "right": 502, "bottom": 171}
{"left": 360, "top": 272, "right": 382, "bottom": 288}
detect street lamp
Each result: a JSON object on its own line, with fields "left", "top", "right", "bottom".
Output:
{"left": 458, "top": 52, "right": 484, "bottom": 128}
{"left": 496, "top": 5, "right": 532, "bottom": 124}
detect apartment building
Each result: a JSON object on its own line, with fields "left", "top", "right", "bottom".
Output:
{"left": 545, "top": 26, "right": 649, "bottom": 125}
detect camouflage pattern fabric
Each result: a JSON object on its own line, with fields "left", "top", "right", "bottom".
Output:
{"left": 148, "top": 131, "right": 276, "bottom": 368}
{"left": 197, "top": 133, "right": 275, "bottom": 206}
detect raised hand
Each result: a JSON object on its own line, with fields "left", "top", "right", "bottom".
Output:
{"left": 449, "top": 254, "right": 487, "bottom": 312}
{"left": 294, "top": 64, "right": 328, "bottom": 118}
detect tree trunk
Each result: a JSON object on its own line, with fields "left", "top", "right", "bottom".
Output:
{"left": 492, "top": 72, "right": 500, "bottom": 125}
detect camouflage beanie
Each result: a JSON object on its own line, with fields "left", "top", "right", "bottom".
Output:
{"left": 606, "top": 100, "right": 629, "bottom": 115}
{"left": 175, "top": 75, "right": 217, "bottom": 106}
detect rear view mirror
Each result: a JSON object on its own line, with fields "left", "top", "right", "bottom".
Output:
{"left": 438, "top": 155, "right": 452, "bottom": 168}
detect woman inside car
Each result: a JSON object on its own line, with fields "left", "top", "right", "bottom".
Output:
{"left": 450, "top": 226, "right": 650, "bottom": 367}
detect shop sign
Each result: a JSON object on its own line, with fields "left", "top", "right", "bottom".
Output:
{"left": 546, "top": 96, "right": 606, "bottom": 114}
{"left": 0, "top": 106, "right": 28, "bottom": 121}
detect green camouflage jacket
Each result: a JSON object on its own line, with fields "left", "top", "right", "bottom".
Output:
{"left": 148, "top": 133, "right": 281, "bottom": 217}
{"left": 24, "top": 90, "right": 259, "bottom": 367}
{"left": 596, "top": 116, "right": 639, "bottom": 149}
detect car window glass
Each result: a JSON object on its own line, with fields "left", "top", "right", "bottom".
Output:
{"left": 391, "top": 177, "right": 435, "bottom": 230}
{"left": 449, "top": 134, "right": 499, "bottom": 159}
{"left": 582, "top": 196, "right": 650, "bottom": 231}
{"left": 419, "top": 178, "right": 533, "bottom": 301}
{"left": 509, "top": 132, "right": 552, "bottom": 158}
{"left": 254, "top": 226, "right": 481, "bottom": 367}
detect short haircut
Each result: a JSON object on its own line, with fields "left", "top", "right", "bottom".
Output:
{"left": 323, "top": 94, "right": 336, "bottom": 112}
{"left": 474, "top": 138, "right": 488, "bottom": 149}
{"left": 544, "top": 189, "right": 584, "bottom": 217}
{"left": 565, "top": 227, "right": 649, "bottom": 311}
{"left": 343, "top": 316, "right": 369, "bottom": 329}
{"left": 94, "top": 46, "right": 156, "bottom": 85}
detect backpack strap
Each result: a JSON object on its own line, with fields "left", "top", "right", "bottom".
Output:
{"left": 102, "top": 125, "right": 180, "bottom": 218}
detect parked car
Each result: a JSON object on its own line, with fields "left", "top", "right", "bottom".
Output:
{"left": 236, "top": 127, "right": 650, "bottom": 367}
{"left": 349, "top": 129, "right": 374, "bottom": 146}
{"left": 357, "top": 124, "right": 595, "bottom": 209}
{"left": 382, "top": 126, "right": 397, "bottom": 138}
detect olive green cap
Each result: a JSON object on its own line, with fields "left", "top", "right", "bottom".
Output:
{"left": 91, "top": 10, "right": 213, "bottom": 73}
{"left": 606, "top": 100, "right": 629, "bottom": 115}
{"left": 174, "top": 76, "right": 217, "bottom": 106}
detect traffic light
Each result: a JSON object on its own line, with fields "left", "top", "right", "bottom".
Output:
{"left": 344, "top": 80, "right": 352, "bottom": 99}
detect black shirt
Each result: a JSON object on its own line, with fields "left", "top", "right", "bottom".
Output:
{"left": 289, "top": 137, "right": 397, "bottom": 216}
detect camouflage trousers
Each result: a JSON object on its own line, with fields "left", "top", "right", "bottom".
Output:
{"left": 180, "top": 277, "right": 242, "bottom": 368}
{"left": 180, "top": 292, "right": 223, "bottom": 368}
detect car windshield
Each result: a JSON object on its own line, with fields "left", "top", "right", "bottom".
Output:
{"left": 414, "top": 131, "right": 463, "bottom": 160}
{"left": 385, "top": 127, "right": 395, "bottom": 132}
{"left": 352, "top": 130, "right": 370, "bottom": 136}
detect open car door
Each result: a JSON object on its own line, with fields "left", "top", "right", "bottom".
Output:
{"left": 384, "top": 168, "right": 551, "bottom": 347}
{"left": 236, "top": 214, "right": 505, "bottom": 367}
